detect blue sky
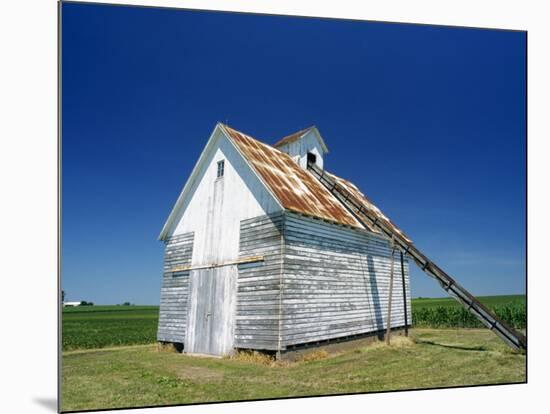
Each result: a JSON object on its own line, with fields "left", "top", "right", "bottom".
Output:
{"left": 62, "top": 3, "right": 526, "bottom": 305}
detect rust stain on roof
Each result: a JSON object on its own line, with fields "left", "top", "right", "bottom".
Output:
{"left": 221, "top": 124, "right": 362, "bottom": 229}
{"left": 220, "top": 124, "right": 410, "bottom": 241}
{"left": 327, "top": 172, "right": 412, "bottom": 243}
{"left": 272, "top": 126, "right": 314, "bottom": 148}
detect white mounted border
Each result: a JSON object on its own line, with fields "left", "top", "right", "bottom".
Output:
{"left": 2, "top": 1, "right": 547, "bottom": 414}
{"left": 69, "top": 0, "right": 529, "bottom": 31}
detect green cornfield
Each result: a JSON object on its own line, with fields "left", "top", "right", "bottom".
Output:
{"left": 62, "top": 306, "right": 159, "bottom": 350}
{"left": 412, "top": 297, "right": 526, "bottom": 329}
{"left": 61, "top": 296, "right": 526, "bottom": 351}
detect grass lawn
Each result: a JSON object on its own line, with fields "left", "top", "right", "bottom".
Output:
{"left": 61, "top": 328, "right": 526, "bottom": 412}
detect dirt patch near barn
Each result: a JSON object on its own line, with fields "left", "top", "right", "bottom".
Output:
{"left": 280, "top": 327, "right": 409, "bottom": 361}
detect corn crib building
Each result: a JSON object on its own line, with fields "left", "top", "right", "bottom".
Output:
{"left": 156, "top": 123, "right": 414, "bottom": 357}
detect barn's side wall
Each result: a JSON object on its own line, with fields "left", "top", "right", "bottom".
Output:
{"left": 234, "top": 212, "right": 285, "bottom": 351}
{"left": 280, "top": 212, "right": 411, "bottom": 349}
{"left": 157, "top": 231, "right": 194, "bottom": 344}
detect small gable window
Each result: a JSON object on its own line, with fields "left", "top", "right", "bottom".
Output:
{"left": 307, "top": 152, "right": 317, "bottom": 166}
{"left": 217, "top": 160, "right": 225, "bottom": 178}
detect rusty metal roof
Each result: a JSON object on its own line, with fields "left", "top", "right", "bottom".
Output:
{"left": 221, "top": 124, "right": 409, "bottom": 241}
{"left": 221, "top": 124, "right": 362, "bottom": 229}
{"left": 272, "top": 127, "right": 315, "bottom": 148}
{"left": 327, "top": 172, "right": 411, "bottom": 242}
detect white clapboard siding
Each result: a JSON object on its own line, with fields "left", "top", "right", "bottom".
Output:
{"left": 281, "top": 212, "right": 411, "bottom": 348}
{"left": 157, "top": 232, "right": 194, "bottom": 343}
{"left": 233, "top": 211, "right": 411, "bottom": 352}
{"left": 234, "top": 212, "right": 284, "bottom": 350}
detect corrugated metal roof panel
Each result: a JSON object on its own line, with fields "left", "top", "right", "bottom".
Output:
{"left": 221, "top": 124, "right": 362, "bottom": 229}
{"left": 327, "top": 172, "right": 412, "bottom": 243}
{"left": 221, "top": 124, "right": 409, "bottom": 241}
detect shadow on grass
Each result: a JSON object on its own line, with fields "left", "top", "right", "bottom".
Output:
{"left": 415, "top": 340, "right": 486, "bottom": 352}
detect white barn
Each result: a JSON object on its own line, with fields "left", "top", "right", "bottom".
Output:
{"left": 157, "top": 123, "right": 411, "bottom": 357}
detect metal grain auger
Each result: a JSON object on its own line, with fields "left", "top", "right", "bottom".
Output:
{"left": 306, "top": 161, "right": 526, "bottom": 351}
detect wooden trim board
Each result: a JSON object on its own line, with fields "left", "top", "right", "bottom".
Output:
{"left": 171, "top": 255, "right": 264, "bottom": 272}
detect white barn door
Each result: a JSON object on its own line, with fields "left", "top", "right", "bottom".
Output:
{"left": 185, "top": 265, "right": 236, "bottom": 355}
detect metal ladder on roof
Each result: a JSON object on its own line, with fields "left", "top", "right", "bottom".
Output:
{"left": 307, "top": 162, "right": 526, "bottom": 351}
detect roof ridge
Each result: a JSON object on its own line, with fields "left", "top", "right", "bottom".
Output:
{"left": 219, "top": 123, "right": 295, "bottom": 159}
{"left": 272, "top": 126, "right": 316, "bottom": 148}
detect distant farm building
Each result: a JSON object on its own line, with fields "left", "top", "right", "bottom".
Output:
{"left": 156, "top": 123, "right": 412, "bottom": 357}
{"left": 63, "top": 301, "right": 82, "bottom": 307}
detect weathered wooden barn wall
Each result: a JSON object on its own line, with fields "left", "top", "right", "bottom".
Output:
{"left": 235, "top": 212, "right": 284, "bottom": 351}
{"left": 280, "top": 212, "right": 411, "bottom": 348}
{"left": 157, "top": 231, "right": 194, "bottom": 343}
{"left": 158, "top": 129, "right": 283, "bottom": 355}
{"left": 233, "top": 211, "right": 411, "bottom": 352}
{"left": 157, "top": 211, "right": 411, "bottom": 352}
